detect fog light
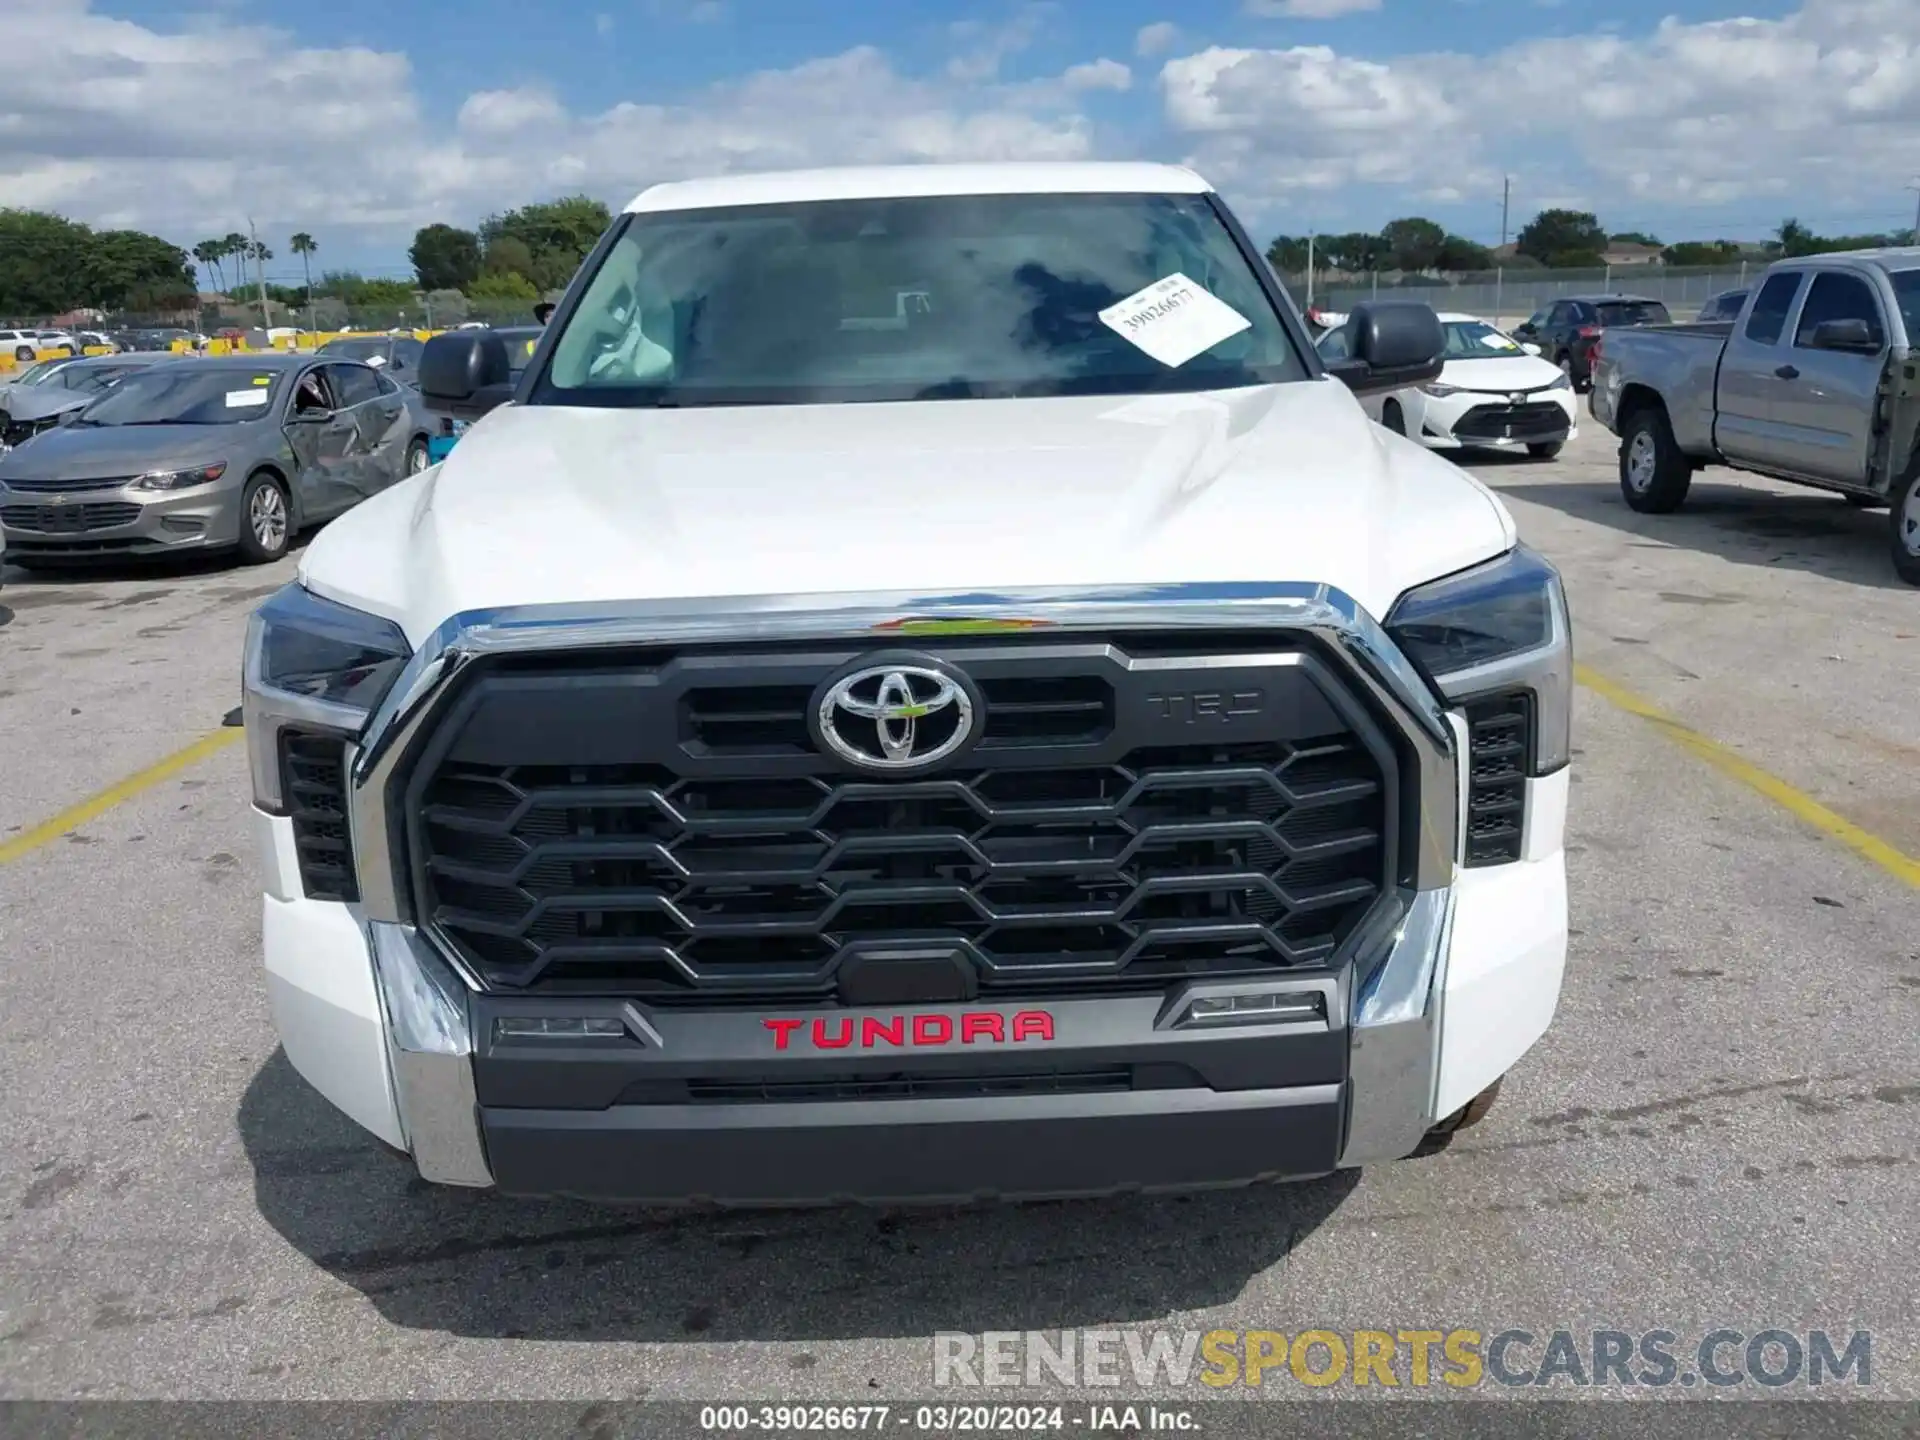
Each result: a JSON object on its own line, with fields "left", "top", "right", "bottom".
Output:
{"left": 493, "top": 1016, "right": 627, "bottom": 1041}
{"left": 1176, "top": 991, "right": 1325, "bottom": 1028}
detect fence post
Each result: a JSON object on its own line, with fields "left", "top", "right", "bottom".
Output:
{"left": 1739, "top": 260, "right": 1748, "bottom": 287}
{"left": 1371, "top": 271, "right": 1379, "bottom": 301}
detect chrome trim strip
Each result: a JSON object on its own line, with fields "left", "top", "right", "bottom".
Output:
{"left": 347, "top": 582, "right": 1459, "bottom": 937}
{"left": 1339, "top": 885, "right": 1453, "bottom": 1166}
{"left": 368, "top": 920, "right": 493, "bottom": 1188}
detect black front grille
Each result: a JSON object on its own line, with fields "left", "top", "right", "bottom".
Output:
{"left": 280, "top": 730, "right": 359, "bottom": 901}
{"left": 0, "top": 500, "right": 139, "bottom": 533}
{"left": 625, "top": 1067, "right": 1152, "bottom": 1105}
{"left": 1464, "top": 692, "right": 1530, "bottom": 866}
{"left": 1452, "top": 401, "right": 1570, "bottom": 442}
{"left": 2, "top": 474, "right": 133, "bottom": 494}
{"left": 410, "top": 642, "right": 1396, "bottom": 1000}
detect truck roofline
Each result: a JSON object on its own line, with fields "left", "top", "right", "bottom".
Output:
{"left": 624, "top": 161, "right": 1215, "bottom": 214}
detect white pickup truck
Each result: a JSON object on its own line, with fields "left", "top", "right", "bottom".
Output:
{"left": 243, "top": 162, "right": 1571, "bottom": 1205}
{"left": 1590, "top": 248, "right": 1920, "bottom": 585}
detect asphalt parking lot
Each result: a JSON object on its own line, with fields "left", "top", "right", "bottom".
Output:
{"left": 1, "top": 420, "right": 1917, "bottom": 1402}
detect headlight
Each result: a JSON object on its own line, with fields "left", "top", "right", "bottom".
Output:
{"left": 1545, "top": 371, "right": 1572, "bottom": 392}
{"left": 243, "top": 583, "right": 412, "bottom": 812}
{"left": 1419, "top": 383, "right": 1462, "bottom": 398}
{"left": 132, "top": 462, "right": 227, "bottom": 491}
{"left": 1386, "top": 544, "right": 1571, "bottom": 774}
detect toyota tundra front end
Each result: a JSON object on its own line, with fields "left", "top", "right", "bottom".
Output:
{"left": 244, "top": 161, "right": 1570, "bottom": 1205}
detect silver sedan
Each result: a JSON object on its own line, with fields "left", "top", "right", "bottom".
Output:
{"left": 0, "top": 353, "right": 433, "bottom": 568}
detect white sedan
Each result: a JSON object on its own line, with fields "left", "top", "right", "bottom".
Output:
{"left": 1318, "top": 312, "right": 1577, "bottom": 460}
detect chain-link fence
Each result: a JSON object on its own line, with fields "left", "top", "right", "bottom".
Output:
{"left": 1279, "top": 263, "right": 1764, "bottom": 324}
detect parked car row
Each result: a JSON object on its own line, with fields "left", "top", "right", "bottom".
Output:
{"left": 0, "top": 350, "right": 436, "bottom": 569}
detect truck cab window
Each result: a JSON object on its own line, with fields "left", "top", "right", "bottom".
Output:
{"left": 1793, "top": 272, "right": 1883, "bottom": 349}
{"left": 1743, "top": 271, "right": 1803, "bottom": 346}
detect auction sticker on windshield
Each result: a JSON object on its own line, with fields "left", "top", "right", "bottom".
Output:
{"left": 1099, "top": 273, "right": 1251, "bottom": 368}
{"left": 225, "top": 389, "right": 269, "bottom": 408}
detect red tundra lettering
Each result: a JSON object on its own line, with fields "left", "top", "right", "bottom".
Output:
{"left": 960, "top": 1013, "right": 1004, "bottom": 1044}
{"left": 1013, "top": 1010, "right": 1054, "bottom": 1041}
{"left": 813, "top": 1018, "right": 853, "bottom": 1049}
{"left": 763, "top": 1010, "right": 1056, "bottom": 1049}
{"left": 912, "top": 1014, "right": 954, "bottom": 1045}
{"left": 861, "top": 1015, "right": 905, "bottom": 1047}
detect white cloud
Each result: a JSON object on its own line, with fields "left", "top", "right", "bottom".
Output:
{"left": 0, "top": 1, "right": 1105, "bottom": 256}
{"left": 1243, "top": 0, "right": 1382, "bottom": 18}
{"left": 1134, "top": 22, "right": 1180, "bottom": 57}
{"left": 1061, "top": 59, "right": 1133, "bottom": 93}
{"left": 1163, "top": 0, "right": 1920, "bottom": 225}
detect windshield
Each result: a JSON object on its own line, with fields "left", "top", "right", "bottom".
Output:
{"left": 12, "top": 360, "right": 68, "bottom": 386}
{"left": 1595, "top": 301, "right": 1671, "bottom": 327}
{"left": 75, "top": 367, "right": 282, "bottom": 426}
{"left": 64, "top": 364, "right": 147, "bottom": 394}
{"left": 1439, "top": 321, "right": 1530, "bottom": 360}
{"left": 534, "top": 192, "right": 1306, "bottom": 407}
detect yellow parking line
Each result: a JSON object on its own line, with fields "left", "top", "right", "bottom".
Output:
{"left": 0, "top": 728, "right": 242, "bottom": 865}
{"left": 1576, "top": 663, "right": 1920, "bottom": 889}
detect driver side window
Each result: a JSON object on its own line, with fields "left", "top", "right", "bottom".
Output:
{"left": 292, "top": 368, "right": 334, "bottom": 413}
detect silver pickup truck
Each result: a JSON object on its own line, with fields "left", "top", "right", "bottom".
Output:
{"left": 1589, "top": 248, "right": 1920, "bottom": 585}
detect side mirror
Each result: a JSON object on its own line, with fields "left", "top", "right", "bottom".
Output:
{"left": 1323, "top": 301, "right": 1446, "bottom": 397}
{"left": 1809, "top": 318, "right": 1879, "bottom": 353}
{"left": 420, "top": 331, "right": 515, "bottom": 421}
{"left": 1521, "top": 341, "right": 1543, "bottom": 357}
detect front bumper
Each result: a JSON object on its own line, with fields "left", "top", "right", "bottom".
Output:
{"left": 1411, "top": 390, "right": 1578, "bottom": 452}
{"left": 0, "top": 479, "right": 244, "bottom": 558}
{"left": 255, "top": 769, "right": 1568, "bottom": 1204}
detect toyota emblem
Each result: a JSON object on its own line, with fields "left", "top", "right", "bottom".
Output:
{"left": 812, "top": 657, "right": 981, "bottom": 772}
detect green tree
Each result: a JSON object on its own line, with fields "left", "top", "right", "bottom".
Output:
{"left": 481, "top": 234, "right": 537, "bottom": 281}
{"left": 1265, "top": 235, "right": 1312, "bottom": 273}
{"left": 290, "top": 232, "right": 318, "bottom": 316}
{"left": 220, "top": 231, "right": 248, "bottom": 285}
{"left": 1608, "top": 231, "right": 1661, "bottom": 246}
{"left": 1321, "top": 231, "right": 1387, "bottom": 273}
{"left": 479, "top": 195, "right": 611, "bottom": 290}
{"left": 0, "top": 210, "right": 193, "bottom": 315}
{"left": 1379, "top": 216, "right": 1447, "bottom": 273}
{"left": 410, "top": 223, "right": 482, "bottom": 292}
{"left": 1515, "top": 209, "right": 1608, "bottom": 266}
{"left": 193, "top": 240, "right": 223, "bottom": 291}
{"left": 468, "top": 269, "right": 539, "bottom": 302}
{"left": 1661, "top": 240, "right": 1741, "bottom": 267}
{"left": 83, "top": 229, "right": 195, "bottom": 310}
{"left": 1436, "top": 235, "right": 1494, "bottom": 272}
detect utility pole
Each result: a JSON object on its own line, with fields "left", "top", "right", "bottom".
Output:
{"left": 247, "top": 216, "right": 272, "bottom": 330}
{"left": 1500, "top": 175, "right": 1512, "bottom": 251}
{"left": 1305, "top": 230, "right": 1316, "bottom": 308}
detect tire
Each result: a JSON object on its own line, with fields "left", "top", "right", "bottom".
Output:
{"left": 236, "top": 472, "right": 292, "bottom": 564}
{"left": 1380, "top": 399, "right": 1407, "bottom": 437}
{"left": 1527, "top": 441, "right": 1565, "bottom": 461}
{"left": 405, "top": 436, "right": 431, "bottom": 476}
{"left": 1892, "top": 463, "right": 1920, "bottom": 587}
{"left": 13, "top": 345, "right": 31, "bottom": 363}
{"left": 1618, "top": 404, "right": 1693, "bottom": 513}
{"left": 1413, "top": 1078, "right": 1504, "bottom": 1157}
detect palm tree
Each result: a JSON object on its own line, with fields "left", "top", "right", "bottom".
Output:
{"left": 289, "top": 232, "right": 317, "bottom": 327}
{"left": 222, "top": 231, "right": 248, "bottom": 287}
{"left": 194, "top": 239, "right": 222, "bottom": 291}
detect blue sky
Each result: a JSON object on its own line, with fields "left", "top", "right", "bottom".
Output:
{"left": 7, "top": 0, "right": 1913, "bottom": 280}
